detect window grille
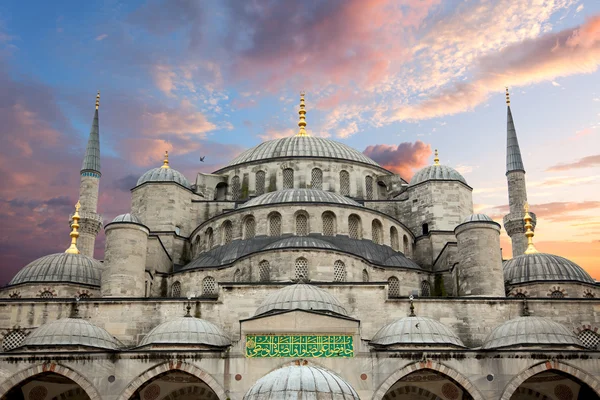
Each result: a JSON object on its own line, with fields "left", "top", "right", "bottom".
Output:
{"left": 259, "top": 260, "right": 271, "bottom": 282}
{"left": 78, "top": 292, "right": 90, "bottom": 299}
{"left": 2, "top": 330, "right": 26, "bottom": 351}
{"left": 231, "top": 175, "right": 241, "bottom": 200}
{"left": 340, "top": 170, "right": 350, "bottom": 196}
{"left": 295, "top": 258, "right": 309, "bottom": 280}
{"left": 334, "top": 260, "right": 346, "bottom": 282}
{"left": 39, "top": 291, "right": 54, "bottom": 299}
{"left": 269, "top": 213, "right": 282, "bottom": 236}
{"left": 365, "top": 176, "right": 373, "bottom": 200}
{"left": 390, "top": 227, "right": 399, "bottom": 251}
{"left": 322, "top": 212, "right": 335, "bottom": 236}
{"left": 233, "top": 269, "right": 241, "bottom": 282}
{"left": 372, "top": 220, "right": 382, "bottom": 244}
{"left": 206, "top": 229, "right": 214, "bottom": 249}
{"left": 362, "top": 269, "right": 369, "bottom": 282}
{"left": 244, "top": 217, "right": 256, "bottom": 239}
{"left": 514, "top": 293, "right": 527, "bottom": 298}
{"left": 584, "top": 292, "right": 595, "bottom": 298}
{"left": 171, "top": 281, "right": 181, "bottom": 297}
{"left": 202, "top": 277, "right": 217, "bottom": 297}
{"left": 255, "top": 171, "right": 266, "bottom": 195}
{"left": 296, "top": 214, "right": 308, "bottom": 236}
{"left": 421, "top": 280, "right": 431, "bottom": 297}
{"left": 311, "top": 168, "right": 323, "bottom": 190}
{"left": 579, "top": 329, "right": 600, "bottom": 349}
{"left": 283, "top": 168, "right": 294, "bottom": 189}
{"left": 403, "top": 235, "right": 410, "bottom": 255}
{"left": 223, "top": 221, "right": 233, "bottom": 244}
{"left": 388, "top": 277, "right": 400, "bottom": 298}
{"left": 550, "top": 290, "right": 564, "bottom": 298}
{"left": 348, "top": 215, "right": 361, "bottom": 239}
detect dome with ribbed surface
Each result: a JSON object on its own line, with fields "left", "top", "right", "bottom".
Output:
{"left": 19, "top": 318, "right": 121, "bottom": 350}
{"left": 139, "top": 317, "right": 230, "bottom": 348}
{"left": 243, "top": 365, "right": 359, "bottom": 400}
{"left": 9, "top": 253, "right": 102, "bottom": 287}
{"left": 263, "top": 237, "right": 340, "bottom": 251}
{"left": 409, "top": 164, "right": 467, "bottom": 186}
{"left": 136, "top": 167, "right": 191, "bottom": 188}
{"left": 240, "top": 189, "right": 361, "bottom": 208}
{"left": 481, "top": 316, "right": 583, "bottom": 349}
{"left": 224, "top": 136, "right": 379, "bottom": 169}
{"left": 371, "top": 316, "right": 465, "bottom": 348}
{"left": 111, "top": 213, "right": 142, "bottom": 224}
{"left": 462, "top": 213, "right": 494, "bottom": 223}
{"left": 503, "top": 253, "right": 594, "bottom": 285}
{"left": 255, "top": 284, "right": 348, "bottom": 317}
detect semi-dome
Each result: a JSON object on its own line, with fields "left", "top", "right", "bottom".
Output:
{"left": 263, "top": 236, "right": 340, "bottom": 251}
{"left": 136, "top": 166, "right": 191, "bottom": 188}
{"left": 503, "top": 253, "right": 594, "bottom": 285}
{"left": 18, "top": 318, "right": 121, "bottom": 350}
{"left": 409, "top": 164, "right": 467, "bottom": 186}
{"left": 255, "top": 284, "right": 348, "bottom": 317}
{"left": 240, "top": 188, "right": 362, "bottom": 208}
{"left": 223, "top": 136, "right": 380, "bottom": 170}
{"left": 9, "top": 253, "right": 102, "bottom": 287}
{"left": 371, "top": 316, "right": 465, "bottom": 348}
{"left": 111, "top": 213, "right": 142, "bottom": 224}
{"left": 243, "top": 365, "right": 359, "bottom": 400}
{"left": 139, "top": 317, "right": 230, "bottom": 348}
{"left": 481, "top": 316, "right": 583, "bottom": 349}
{"left": 462, "top": 213, "right": 494, "bottom": 223}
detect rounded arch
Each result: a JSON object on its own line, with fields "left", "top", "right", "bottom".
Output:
{"left": 321, "top": 211, "right": 337, "bottom": 236}
{"left": 221, "top": 220, "right": 233, "bottom": 244}
{"left": 294, "top": 210, "right": 310, "bottom": 236}
{"left": 499, "top": 360, "right": 600, "bottom": 400}
{"left": 0, "top": 362, "right": 103, "bottom": 400}
{"left": 118, "top": 360, "right": 227, "bottom": 400}
{"left": 372, "top": 360, "right": 484, "bottom": 400}
{"left": 243, "top": 215, "right": 256, "bottom": 240}
{"left": 268, "top": 211, "right": 282, "bottom": 236}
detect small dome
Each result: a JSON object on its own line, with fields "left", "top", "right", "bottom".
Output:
{"left": 136, "top": 167, "right": 191, "bottom": 188}
{"left": 20, "top": 318, "right": 121, "bottom": 350}
{"left": 481, "top": 316, "right": 583, "bottom": 349}
{"left": 255, "top": 284, "right": 348, "bottom": 317}
{"left": 503, "top": 253, "right": 594, "bottom": 285}
{"left": 462, "top": 213, "right": 493, "bottom": 223}
{"left": 9, "top": 253, "right": 102, "bottom": 287}
{"left": 139, "top": 317, "right": 230, "bottom": 348}
{"left": 111, "top": 213, "right": 142, "bottom": 224}
{"left": 409, "top": 164, "right": 467, "bottom": 186}
{"left": 240, "top": 189, "right": 361, "bottom": 208}
{"left": 263, "top": 237, "right": 340, "bottom": 251}
{"left": 243, "top": 365, "right": 359, "bottom": 400}
{"left": 371, "top": 316, "right": 464, "bottom": 348}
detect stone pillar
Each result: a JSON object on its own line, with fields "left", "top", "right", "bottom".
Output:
{"left": 503, "top": 171, "right": 536, "bottom": 257}
{"left": 455, "top": 220, "right": 504, "bottom": 296}
{"left": 101, "top": 221, "right": 149, "bottom": 297}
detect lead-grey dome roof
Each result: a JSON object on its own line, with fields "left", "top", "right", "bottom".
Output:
{"left": 9, "top": 253, "right": 102, "bottom": 287}
{"left": 111, "top": 213, "right": 142, "bottom": 224}
{"left": 139, "top": 317, "right": 230, "bottom": 348}
{"left": 371, "top": 316, "right": 465, "bottom": 348}
{"left": 225, "top": 136, "right": 379, "bottom": 169}
{"left": 462, "top": 214, "right": 494, "bottom": 223}
{"left": 503, "top": 253, "right": 594, "bottom": 285}
{"left": 136, "top": 167, "right": 191, "bottom": 188}
{"left": 255, "top": 284, "right": 348, "bottom": 317}
{"left": 263, "top": 237, "right": 340, "bottom": 251}
{"left": 240, "top": 189, "right": 362, "bottom": 208}
{"left": 243, "top": 365, "right": 359, "bottom": 400}
{"left": 409, "top": 164, "right": 467, "bottom": 186}
{"left": 19, "top": 318, "right": 121, "bottom": 350}
{"left": 481, "top": 316, "right": 583, "bottom": 349}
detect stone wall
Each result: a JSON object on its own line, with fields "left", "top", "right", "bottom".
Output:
{"left": 507, "top": 281, "right": 599, "bottom": 298}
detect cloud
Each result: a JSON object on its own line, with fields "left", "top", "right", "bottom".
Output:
{"left": 363, "top": 141, "right": 431, "bottom": 178}
{"left": 483, "top": 201, "right": 600, "bottom": 222}
{"left": 258, "top": 128, "right": 295, "bottom": 141}
{"left": 95, "top": 34, "right": 108, "bottom": 41}
{"left": 551, "top": 81, "right": 561, "bottom": 86}
{"left": 546, "top": 154, "right": 600, "bottom": 172}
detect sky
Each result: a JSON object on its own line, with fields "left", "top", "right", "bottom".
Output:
{"left": 0, "top": 0, "right": 599, "bottom": 285}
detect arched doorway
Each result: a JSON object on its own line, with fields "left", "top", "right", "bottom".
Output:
{"left": 1, "top": 372, "right": 91, "bottom": 400}
{"left": 508, "top": 370, "right": 600, "bottom": 400}
{"left": 381, "top": 369, "right": 474, "bottom": 400}
{"left": 124, "top": 369, "right": 222, "bottom": 400}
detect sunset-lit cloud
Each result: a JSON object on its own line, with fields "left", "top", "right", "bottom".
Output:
{"left": 546, "top": 154, "right": 600, "bottom": 171}
{"left": 363, "top": 141, "right": 432, "bottom": 179}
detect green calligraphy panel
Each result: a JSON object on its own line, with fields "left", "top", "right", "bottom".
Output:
{"left": 245, "top": 334, "right": 354, "bottom": 358}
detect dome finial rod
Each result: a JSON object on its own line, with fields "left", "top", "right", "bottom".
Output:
{"left": 433, "top": 149, "right": 440, "bottom": 165}
{"left": 505, "top": 86, "right": 510, "bottom": 106}
{"left": 409, "top": 294, "right": 416, "bottom": 317}
{"left": 65, "top": 201, "right": 81, "bottom": 254}
{"left": 297, "top": 91, "right": 308, "bottom": 137}
{"left": 161, "top": 150, "right": 170, "bottom": 169}
{"left": 523, "top": 202, "right": 538, "bottom": 254}
{"left": 95, "top": 90, "right": 100, "bottom": 110}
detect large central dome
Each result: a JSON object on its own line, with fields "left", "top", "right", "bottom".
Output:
{"left": 222, "top": 136, "right": 380, "bottom": 169}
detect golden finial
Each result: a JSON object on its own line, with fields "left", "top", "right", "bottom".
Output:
{"left": 523, "top": 202, "right": 538, "bottom": 254}
{"left": 65, "top": 201, "right": 81, "bottom": 254}
{"left": 95, "top": 91, "right": 100, "bottom": 110}
{"left": 505, "top": 87, "right": 510, "bottom": 106}
{"left": 433, "top": 149, "right": 440, "bottom": 165}
{"left": 161, "top": 151, "right": 170, "bottom": 169}
{"left": 297, "top": 91, "right": 308, "bottom": 137}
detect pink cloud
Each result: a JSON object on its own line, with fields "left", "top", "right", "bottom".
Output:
{"left": 546, "top": 154, "right": 600, "bottom": 172}
{"left": 363, "top": 141, "right": 432, "bottom": 179}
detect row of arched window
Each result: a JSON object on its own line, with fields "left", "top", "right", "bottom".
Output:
{"left": 387, "top": 277, "right": 431, "bottom": 298}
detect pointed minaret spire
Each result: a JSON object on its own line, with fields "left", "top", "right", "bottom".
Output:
{"left": 297, "top": 91, "right": 308, "bottom": 137}
{"left": 505, "top": 88, "right": 524, "bottom": 174}
{"left": 81, "top": 91, "right": 101, "bottom": 175}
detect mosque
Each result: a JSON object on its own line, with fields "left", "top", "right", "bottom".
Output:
{"left": 0, "top": 90, "right": 598, "bottom": 400}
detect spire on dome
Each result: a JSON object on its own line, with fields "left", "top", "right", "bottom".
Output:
{"left": 506, "top": 87, "right": 525, "bottom": 174}
{"left": 433, "top": 149, "right": 440, "bottom": 165}
{"left": 161, "top": 151, "right": 170, "bottom": 169}
{"left": 297, "top": 91, "right": 308, "bottom": 137}
{"left": 81, "top": 91, "right": 101, "bottom": 175}
{"left": 65, "top": 201, "right": 81, "bottom": 254}
{"left": 523, "top": 202, "right": 538, "bottom": 255}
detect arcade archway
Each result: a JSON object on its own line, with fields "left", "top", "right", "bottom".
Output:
{"left": 1, "top": 372, "right": 91, "bottom": 400}
{"left": 126, "top": 370, "right": 220, "bottom": 400}
{"left": 381, "top": 369, "right": 475, "bottom": 400}
{"left": 508, "top": 370, "right": 600, "bottom": 400}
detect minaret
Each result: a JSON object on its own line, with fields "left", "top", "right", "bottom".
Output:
{"left": 77, "top": 91, "right": 104, "bottom": 257}
{"left": 502, "top": 88, "right": 536, "bottom": 257}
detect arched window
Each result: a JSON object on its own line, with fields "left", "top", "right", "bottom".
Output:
{"left": 231, "top": 175, "right": 241, "bottom": 200}
{"left": 171, "top": 281, "right": 181, "bottom": 297}
{"left": 295, "top": 257, "right": 309, "bottom": 280}
{"left": 340, "top": 170, "right": 350, "bottom": 196}
{"left": 550, "top": 290, "right": 565, "bottom": 298}
{"left": 205, "top": 228, "right": 214, "bottom": 250}
{"left": 348, "top": 214, "right": 362, "bottom": 239}
{"left": 390, "top": 227, "right": 399, "bottom": 251}
{"left": 311, "top": 168, "right": 323, "bottom": 190}
{"left": 421, "top": 280, "right": 431, "bottom": 297}
{"left": 365, "top": 175, "right": 373, "bottom": 200}
{"left": 578, "top": 329, "right": 600, "bottom": 349}
{"left": 372, "top": 219, "right": 383, "bottom": 244}
{"left": 215, "top": 182, "right": 227, "bottom": 200}
{"left": 39, "top": 290, "right": 54, "bottom": 299}
{"left": 362, "top": 269, "right": 369, "bottom": 282}
{"left": 514, "top": 292, "right": 527, "bottom": 298}
{"left": 233, "top": 269, "right": 241, "bottom": 282}
{"left": 584, "top": 292, "right": 595, "bottom": 298}
{"left": 194, "top": 236, "right": 201, "bottom": 255}
{"left": 322, "top": 212, "right": 336, "bottom": 236}
{"left": 255, "top": 171, "right": 266, "bottom": 196}
{"left": 283, "top": 168, "right": 294, "bottom": 189}
{"left": 244, "top": 216, "right": 256, "bottom": 239}
{"left": 1, "top": 330, "right": 26, "bottom": 351}
{"left": 422, "top": 223, "right": 429, "bottom": 235}
{"left": 403, "top": 235, "right": 410, "bottom": 255}
{"left": 202, "top": 276, "right": 217, "bottom": 297}
{"left": 269, "top": 212, "right": 282, "bottom": 236}
{"left": 296, "top": 213, "right": 309, "bottom": 236}
{"left": 222, "top": 220, "right": 233, "bottom": 244}
{"left": 334, "top": 260, "right": 346, "bottom": 282}
{"left": 388, "top": 277, "right": 400, "bottom": 298}
{"left": 78, "top": 292, "right": 90, "bottom": 299}
{"left": 259, "top": 260, "right": 270, "bottom": 282}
